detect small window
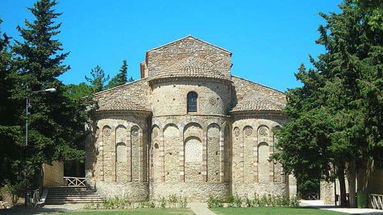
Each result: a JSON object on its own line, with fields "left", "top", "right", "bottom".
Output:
{"left": 187, "top": 91, "right": 198, "bottom": 112}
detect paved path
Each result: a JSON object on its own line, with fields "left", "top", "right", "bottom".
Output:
{"left": 323, "top": 207, "right": 383, "bottom": 214}
{"left": 189, "top": 202, "right": 217, "bottom": 215}
{"left": 300, "top": 200, "right": 383, "bottom": 214}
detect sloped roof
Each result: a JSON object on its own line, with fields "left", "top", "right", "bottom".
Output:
{"left": 231, "top": 96, "right": 285, "bottom": 112}
{"left": 94, "top": 79, "right": 151, "bottom": 112}
{"left": 231, "top": 76, "right": 286, "bottom": 112}
{"left": 149, "top": 57, "right": 231, "bottom": 81}
{"left": 147, "top": 35, "right": 231, "bottom": 55}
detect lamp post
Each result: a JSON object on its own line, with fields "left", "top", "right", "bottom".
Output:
{"left": 24, "top": 87, "right": 56, "bottom": 206}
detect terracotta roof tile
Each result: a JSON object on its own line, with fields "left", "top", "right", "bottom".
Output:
{"left": 149, "top": 57, "right": 230, "bottom": 81}
{"left": 231, "top": 76, "right": 286, "bottom": 112}
{"left": 94, "top": 79, "right": 151, "bottom": 112}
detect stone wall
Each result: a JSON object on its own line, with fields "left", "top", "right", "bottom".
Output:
{"left": 96, "top": 181, "right": 149, "bottom": 201}
{"left": 368, "top": 169, "right": 383, "bottom": 194}
{"left": 231, "top": 114, "right": 288, "bottom": 197}
{"left": 233, "top": 183, "right": 288, "bottom": 197}
{"left": 151, "top": 182, "right": 230, "bottom": 201}
{"left": 150, "top": 115, "right": 230, "bottom": 200}
{"left": 85, "top": 112, "right": 150, "bottom": 201}
{"left": 43, "top": 161, "right": 64, "bottom": 187}
{"left": 150, "top": 79, "right": 232, "bottom": 117}
{"left": 87, "top": 99, "right": 290, "bottom": 201}
{"left": 145, "top": 36, "right": 231, "bottom": 79}
{"left": 320, "top": 181, "right": 335, "bottom": 204}
{"left": 289, "top": 175, "right": 297, "bottom": 197}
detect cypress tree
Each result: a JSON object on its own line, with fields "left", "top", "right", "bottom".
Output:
{"left": 107, "top": 60, "right": 134, "bottom": 89}
{"left": 85, "top": 65, "right": 109, "bottom": 92}
{"left": 273, "top": 0, "right": 383, "bottom": 207}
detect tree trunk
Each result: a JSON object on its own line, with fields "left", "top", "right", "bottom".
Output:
{"left": 337, "top": 166, "right": 348, "bottom": 207}
{"left": 357, "top": 159, "right": 374, "bottom": 193}
{"left": 347, "top": 160, "right": 356, "bottom": 207}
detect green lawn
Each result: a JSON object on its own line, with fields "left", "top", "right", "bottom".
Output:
{"left": 212, "top": 207, "right": 346, "bottom": 215}
{"left": 57, "top": 208, "right": 193, "bottom": 215}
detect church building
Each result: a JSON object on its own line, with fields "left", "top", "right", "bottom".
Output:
{"left": 85, "top": 36, "right": 292, "bottom": 201}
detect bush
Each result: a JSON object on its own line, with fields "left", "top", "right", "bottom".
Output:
{"left": 159, "top": 196, "right": 166, "bottom": 208}
{"left": 232, "top": 194, "right": 242, "bottom": 207}
{"left": 207, "top": 195, "right": 223, "bottom": 208}
{"left": 207, "top": 193, "right": 299, "bottom": 208}
{"left": 0, "top": 184, "right": 23, "bottom": 206}
{"left": 85, "top": 195, "right": 188, "bottom": 210}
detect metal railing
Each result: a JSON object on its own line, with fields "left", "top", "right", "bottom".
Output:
{"left": 30, "top": 189, "right": 41, "bottom": 207}
{"left": 371, "top": 194, "right": 383, "bottom": 210}
{"left": 63, "top": 176, "right": 87, "bottom": 187}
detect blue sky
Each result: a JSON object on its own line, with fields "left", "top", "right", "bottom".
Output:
{"left": 1, "top": 0, "right": 341, "bottom": 91}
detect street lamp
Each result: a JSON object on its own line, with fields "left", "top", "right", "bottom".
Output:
{"left": 25, "top": 87, "right": 56, "bottom": 206}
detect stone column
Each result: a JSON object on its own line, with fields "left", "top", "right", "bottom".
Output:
{"left": 219, "top": 125, "right": 225, "bottom": 182}
{"left": 202, "top": 127, "right": 208, "bottom": 182}
{"left": 269, "top": 144, "right": 274, "bottom": 182}
{"left": 253, "top": 133, "right": 258, "bottom": 182}
{"left": 111, "top": 127, "right": 117, "bottom": 182}
{"left": 126, "top": 133, "right": 132, "bottom": 182}
{"left": 161, "top": 130, "right": 165, "bottom": 182}
{"left": 100, "top": 141, "right": 105, "bottom": 181}
{"left": 179, "top": 127, "right": 185, "bottom": 182}
{"left": 139, "top": 129, "right": 143, "bottom": 182}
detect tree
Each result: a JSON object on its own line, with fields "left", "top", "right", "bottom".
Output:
{"left": 272, "top": 65, "right": 333, "bottom": 199}
{"left": 273, "top": 0, "right": 383, "bottom": 207}
{"left": 65, "top": 82, "right": 93, "bottom": 100}
{"left": 0, "top": 19, "right": 23, "bottom": 196}
{"left": 85, "top": 65, "right": 109, "bottom": 92}
{"left": 11, "top": 0, "right": 87, "bottom": 196}
{"left": 107, "top": 60, "right": 134, "bottom": 89}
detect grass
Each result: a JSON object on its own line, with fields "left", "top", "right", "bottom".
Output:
{"left": 57, "top": 208, "right": 193, "bottom": 215}
{"left": 212, "top": 207, "right": 346, "bottom": 215}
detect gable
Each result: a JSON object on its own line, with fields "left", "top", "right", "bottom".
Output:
{"left": 148, "top": 35, "right": 231, "bottom": 54}
{"left": 144, "top": 36, "right": 232, "bottom": 79}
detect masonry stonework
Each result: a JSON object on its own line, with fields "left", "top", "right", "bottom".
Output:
{"left": 86, "top": 36, "right": 291, "bottom": 201}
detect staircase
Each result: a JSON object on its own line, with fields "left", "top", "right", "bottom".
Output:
{"left": 45, "top": 187, "right": 103, "bottom": 204}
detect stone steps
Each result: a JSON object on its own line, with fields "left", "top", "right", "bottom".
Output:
{"left": 45, "top": 187, "right": 103, "bottom": 205}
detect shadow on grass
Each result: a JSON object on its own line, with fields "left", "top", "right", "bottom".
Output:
{"left": 0, "top": 205, "right": 72, "bottom": 215}
{"left": 300, "top": 205, "right": 383, "bottom": 215}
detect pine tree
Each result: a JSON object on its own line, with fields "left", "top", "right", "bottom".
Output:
{"left": 274, "top": 0, "right": 383, "bottom": 207}
{"left": 0, "top": 19, "right": 17, "bottom": 125}
{"left": 107, "top": 60, "right": 133, "bottom": 89}
{"left": 11, "top": 0, "right": 87, "bottom": 192}
{"left": 85, "top": 65, "right": 109, "bottom": 92}
{"left": 65, "top": 82, "right": 93, "bottom": 100}
{"left": 0, "top": 19, "right": 23, "bottom": 192}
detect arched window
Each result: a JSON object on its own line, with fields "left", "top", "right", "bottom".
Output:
{"left": 187, "top": 91, "right": 198, "bottom": 112}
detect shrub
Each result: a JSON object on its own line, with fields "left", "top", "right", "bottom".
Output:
{"left": 289, "top": 195, "right": 300, "bottom": 207}
{"left": 207, "top": 195, "right": 223, "bottom": 208}
{"left": 85, "top": 194, "right": 188, "bottom": 210}
{"left": 244, "top": 196, "right": 253, "bottom": 207}
{"left": 159, "top": 196, "right": 167, "bottom": 208}
{"left": 233, "top": 194, "right": 242, "bottom": 207}
{"left": 180, "top": 196, "right": 188, "bottom": 208}
{"left": 0, "top": 183, "right": 23, "bottom": 206}
{"left": 207, "top": 193, "right": 299, "bottom": 208}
